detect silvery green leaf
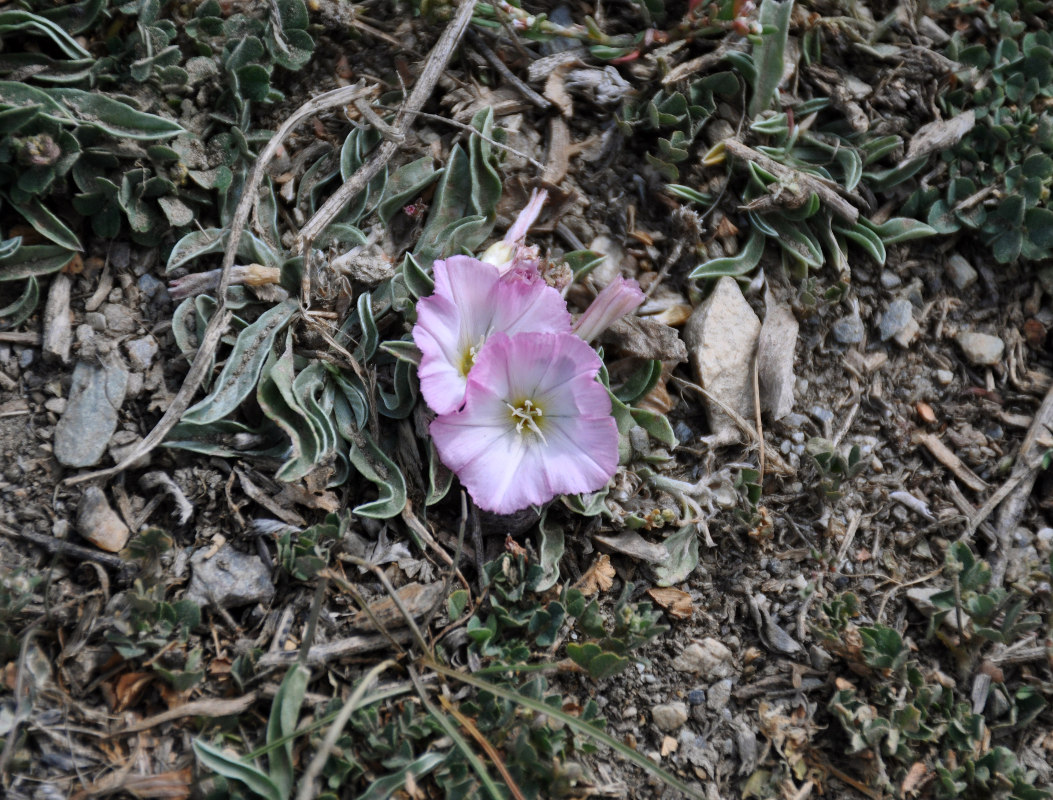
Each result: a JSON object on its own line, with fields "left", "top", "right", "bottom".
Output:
{"left": 630, "top": 406, "right": 677, "bottom": 448}
{"left": 0, "top": 10, "right": 91, "bottom": 59}
{"left": 563, "top": 488, "right": 609, "bottom": 517}
{"left": 192, "top": 740, "right": 282, "bottom": 800}
{"left": 267, "top": 664, "right": 310, "bottom": 800}
{"left": 690, "top": 228, "right": 764, "bottom": 279}
{"left": 401, "top": 252, "right": 433, "bottom": 300}
{"left": 380, "top": 340, "right": 422, "bottom": 367}
{"left": 864, "top": 217, "right": 938, "bottom": 245}
{"left": 158, "top": 196, "right": 194, "bottom": 228}
{"left": 167, "top": 228, "right": 280, "bottom": 272}
{"left": 0, "top": 237, "right": 21, "bottom": 261}
{"left": 348, "top": 431, "right": 408, "bottom": 518}
{"left": 0, "top": 245, "right": 74, "bottom": 282}
{"left": 768, "top": 215, "right": 823, "bottom": 268}
{"left": 426, "top": 439, "right": 453, "bottom": 506}
{"left": 530, "top": 510, "right": 565, "bottom": 592}
{"left": 353, "top": 291, "right": 379, "bottom": 361}
{"left": 165, "top": 419, "right": 285, "bottom": 458}
{"left": 357, "top": 753, "right": 445, "bottom": 800}
{"left": 54, "top": 87, "right": 184, "bottom": 139}
{"left": 654, "top": 525, "right": 698, "bottom": 586}
{"left": 377, "top": 359, "right": 417, "bottom": 419}
{"left": 834, "top": 220, "right": 886, "bottom": 265}
{"left": 258, "top": 334, "right": 323, "bottom": 481}
{"left": 10, "top": 195, "right": 82, "bottom": 251}
{"left": 378, "top": 157, "right": 440, "bottom": 223}
{"left": 338, "top": 126, "right": 385, "bottom": 224}
{"left": 468, "top": 107, "right": 501, "bottom": 218}
{"left": 0, "top": 275, "right": 38, "bottom": 330}
{"left": 414, "top": 144, "right": 472, "bottom": 263}
{"left": 328, "top": 366, "right": 368, "bottom": 429}
{"left": 749, "top": 0, "right": 795, "bottom": 118}
{"left": 182, "top": 299, "right": 297, "bottom": 425}
{"left": 291, "top": 361, "right": 338, "bottom": 460}
{"left": 296, "top": 148, "right": 339, "bottom": 216}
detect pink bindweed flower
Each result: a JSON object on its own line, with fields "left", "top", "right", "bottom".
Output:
{"left": 413, "top": 255, "right": 571, "bottom": 414}
{"left": 481, "top": 188, "right": 548, "bottom": 274}
{"left": 430, "top": 332, "right": 618, "bottom": 514}
{"left": 571, "top": 276, "right": 646, "bottom": 343}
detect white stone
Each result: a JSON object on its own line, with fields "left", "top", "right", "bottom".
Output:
{"left": 651, "top": 701, "right": 689, "bottom": 732}
{"left": 672, "top": 638, "right": 735, "bottom": 680}
{"left": 682, "top": 277, "right": 761, "bottom": 445}
{"left": 955, "top": 332, "right": 1005, "bottom": 366}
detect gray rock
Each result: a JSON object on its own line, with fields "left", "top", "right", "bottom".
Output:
{"left": 44, "top": 397, "right": 66, "bottom": 415}
{"left": 186, "top": 544, "right": 275, "bottom": 608}
{"left": 85, "top": 312, "right": 107, "bottom": 332}
{"left": 956, "top": 331, "right": 1005, "bottom": 365}
{"left": 672, "top": 638, "right": 735, "bottom": 680}
{"left": 53, "top": 360, "right": 129, "bottom": 467}
{"left": 946, "top": 254, "right": 978, "bottom": 290}
{"left": 809, "top": 645, "right": 833, "bottom": 671}
{"left": 101, "top": 302, "right": 138, "bottom": 335}
{"left": 138, "top": 273, "right": 165, "bottom": 299}
{"left": 832, "top": 313, "right": 864, "bottom": 344}
{"left": 125, "top": 336, "right": 159, "bottom": 371}
{"left": 707, "top": 679, "right": 733, "bottom": 712}
{"left": 76, "top": 486, "right": 130, "bottom": 552}
{"left": 651, "top": 701, "right": 689, "bottom": 732}
{"left": 879, "top": 298, "right": 913, "bottom": 341}
{"left": 682, "top": 277, "right": 761, "bottom": 445}
{"left": 935, "top": 369, "right": 954, "bottom": 385}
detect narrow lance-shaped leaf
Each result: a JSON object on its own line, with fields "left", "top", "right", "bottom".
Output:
{"left": 690, "top": 228, "right": 764, "bottom": 279}
{"left": 749, "top": 0, "right": 795, "bottom": 118}
{"left": 181, "top": 299, "right": 297, "bottom": 425}
{"left": 192, "top": 740, "right": 283, "bottom": 800}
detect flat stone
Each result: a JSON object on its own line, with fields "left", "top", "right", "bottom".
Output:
{"left": 879, "top": 271, "right": 902, "bottom": 289}
{"left": 186, "top": 544, "right": 275, "bottom": 608}
{"left": 125, "top": 336, "right": 159, "bottom": 371}
{"left": 672, "top": 638, "right": 735, "bottom": 680}
{"left": 53, "top": 360, "right": 129, "bottom": 468}
{"left": 682, "top": 277, "right": 761, "bottom": 445}
{"left": 879, "top": 298, "right": 913, "bottom": 342}
{"left": 651, "top": 701, "right": 689, "bottom": 732}
{"left": 757, "top": 296, "right": 798, "bottom": 420}
{"left": 946, "top": 254, "right": 978, "bottom": 290}
{"left": 956, "top": 331, "right": 1004, "bottom": 365}
{"left": 935, "top": 369, "right": 954, "bottom": 385}
{"left": 76, "top": 486, "right": 130, "bottom": 552}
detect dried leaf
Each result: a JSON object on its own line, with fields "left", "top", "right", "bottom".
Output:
{"left": 647, "top": 587, "right": 694, "bottom": 620}
{"left": 578, "top": 554, "right": 615, "bottom": 596}
{"left": 900, "top": 761, "right": 932, "bottom": 797}
{"left": 593, "top": 530, "right": 669, "bottom": 565}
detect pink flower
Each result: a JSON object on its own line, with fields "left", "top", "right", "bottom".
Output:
{"left": 572, "top": 276, "right": 646, "bottom": 343}
{"left": 481, "top": 189, "right": 548, "bottom": 274}
{"left": 413, "top": 256, "right": 571, "bottom": 414}
{"left": 430, "top": 332, "right": 618, "bottom": 514}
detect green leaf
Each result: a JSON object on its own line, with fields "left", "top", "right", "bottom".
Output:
{"left": 267, "top": 664, "right": 310, "bottom": 800}
{"left": 346, "top": 431, "right": 408, "bottom": 518}
{"left": 531, "top": 510, "right": 565, "bottom": 592}
{"left": 378, "top": 157, "right": 440, "bottom": 223}
{"left": 615, "top": 359, "right": 662, "bottom": 404}
{"left": 666, "top": 183, "right": 713, "bottom": 206}
{"left": 48, "top": 86, "right": 184, "bottom": 139}
{"left": 749, "top": 0, "right": 795, "bottom": 117}
{"left": 654, "top": 526, "right": 698, "bottom": 586}
{"left": 768, "top": 215, "right": 824, "bottom": 268}
{"left": 182, "top": 299, "right": 297, "bottom": 425}
{"left": 864, "top": 216, "right": 938, "bottom": 245}
{"left": 0, "top": 245, "right": 74, "bottom": 282}
{"left": 358, "top": 753, "right": 446, "bottom": 800}
{"left": 0, "top": 276, "right": 39, "bottom": 330}
{"left": 426, "top": 438, "right": 453, "bottom": 505}
{"left": 4, "top": 193, "right": 80, "bottom": 252}
{"left": 630, "top": 406, "right": 677, "bottom": 447}
{"left": 0, "top": 10, "right": 92, "bottom": 59}
{"left": 690, "top": 228, "right": 765, "bottom": 279}
{"left": 193, "top": 740, "right": 283, "bottom": 800}
{"left": 834, "top": 220, "right": 886, "bottom": 265}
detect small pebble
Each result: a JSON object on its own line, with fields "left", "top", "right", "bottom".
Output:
{"left": 652, "top": 702, "right": 690, "bottom": 732}
{"left": 687, "top": 689, "right": 706, "bottom": 705}
{"left": 76, "top": 486, "right": 130, "bottom": 552}
{"left": 879, "top": 298, "right": 913, "bottom": 341}
{"left": 672, "top": 638, "right": 735, "bottom": 680}
{"left": 85, "top": 312, "right": 107, "bottom": 332}
{"left": 945, "top": 254, "right": 978, "bottom": 290}
{"left": 707, "top": 680, "right": 733, "bottom": 713}
{"left": 19, "top": 348, "right": 35, "bottom": 368}
{"left": 956, "top": 332, "right": 1005, "bottom": 366}
{"left": 879, "top": 271, "right": 902, "bottom": 289}
{"left": 832, "top": 313, "right": 865, "bottom": 344}
{"left": 935, "top": 369, "right": 954, "bottom": 385}
{"left": 809, "top": 406, "right": 834, "bottom": 425}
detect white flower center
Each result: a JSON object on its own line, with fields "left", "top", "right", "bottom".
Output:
{"left": 507, "top": 398, "right": 546, "bottom": 441}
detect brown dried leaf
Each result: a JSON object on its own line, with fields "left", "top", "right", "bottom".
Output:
{"left": 113, "top": 671, "right": 154, "bottom": 713}
{"left": 900, "top": 761, "right": 932, "bottom": 797}
{"left": 647, "top": 587, "right": 694, "bottom": 620}
{"left": 347, "top": 581, "right": 446, "bottom": 631}
{"left": 578, "top": 554, "right": 615, "bottom": 596}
